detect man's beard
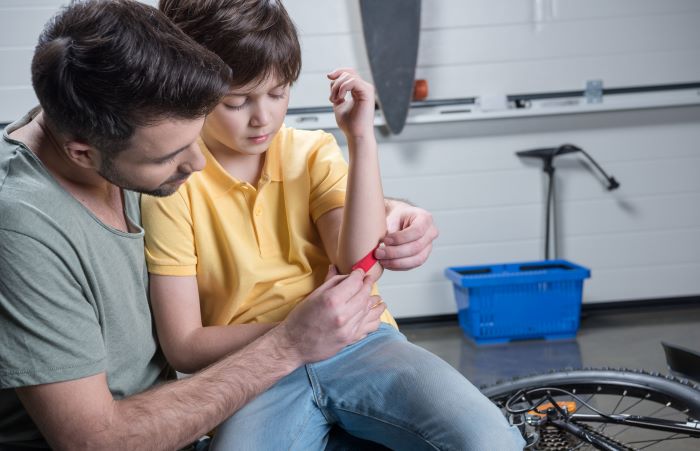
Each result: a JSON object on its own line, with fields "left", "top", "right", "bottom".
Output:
{"left": 98, "top": 156, "right": 185, "bottom": 197}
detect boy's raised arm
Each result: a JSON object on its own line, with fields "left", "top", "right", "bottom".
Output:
{"left": 320, "top": 68, "right": 386, "bottom": 276}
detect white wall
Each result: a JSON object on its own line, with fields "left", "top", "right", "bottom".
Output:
{"left": 288, "top": 0, "right": 700, "bottom": 108}
{"left": 287, "top": 0, "right": 700, "bottom": 317}
{"left": 2, "top": 0, "right": 699, "bottom": 318}
{"left": 361, "top": 106, "right": 700, "bottom": 317}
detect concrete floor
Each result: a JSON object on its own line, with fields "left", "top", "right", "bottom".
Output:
{"left": 402, "top": 305, "right": 700, "bottom": 387}
{"left": 401, "top": 305, "right": 700, "bottom": 450}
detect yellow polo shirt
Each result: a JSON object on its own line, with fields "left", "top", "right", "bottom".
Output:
{"left": 141, "top": 126, "right": 396, "bottom": 328}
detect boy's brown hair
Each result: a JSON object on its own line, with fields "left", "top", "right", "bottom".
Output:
{"left": 159, "top": 0, "right": 301, "bottom": 88}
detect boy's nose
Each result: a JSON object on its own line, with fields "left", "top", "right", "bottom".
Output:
{"left": 249, "top": 106, "right": 269, "bottom": 127}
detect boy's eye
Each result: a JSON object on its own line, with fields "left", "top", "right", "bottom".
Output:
{"left": 270, "top": 92, "right": 286, "bottom": 99}
{"left": 223, "top": 96, "right": 248, "bottom": 110}
{"left": 223, "top": 102, "right": 246, "bottom": 111}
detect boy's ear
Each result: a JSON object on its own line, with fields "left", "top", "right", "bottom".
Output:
{"left": 63, "top": 139, "right": 102, "bottom": 170}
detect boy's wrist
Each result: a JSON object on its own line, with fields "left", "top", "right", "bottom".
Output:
{"left": 345, "top": 133, "right": 377, "bottom": 151}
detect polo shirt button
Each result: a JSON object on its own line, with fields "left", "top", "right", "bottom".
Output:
{"left": 255, "top": 207, "right": 263, "bottom": 216}
{"left": 261, "top": 174, "right": 269, "bottom": 182}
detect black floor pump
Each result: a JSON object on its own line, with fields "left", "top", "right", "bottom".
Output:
{"left": 517, "top": 144, "right": 620, "bottom": 260}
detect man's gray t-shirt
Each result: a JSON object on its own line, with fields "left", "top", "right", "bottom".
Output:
{"left": 0, "top": 111, "right": 170, "bottom": 448}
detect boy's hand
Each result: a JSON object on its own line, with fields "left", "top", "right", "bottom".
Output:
{"left": 375, "top": 202, "right": 439, "bottom": 271}
{"left": 327, "top": 68, "right": 376, "bottom": 141}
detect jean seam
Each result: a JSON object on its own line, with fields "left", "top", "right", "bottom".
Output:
{"left": 285, "top": 401, "right": 318, "bottom": 451}
{"left": 283, "top": 366, "right": 323, "bottom": 451}
{"left": 305, "top": 364, "right": 335, "bottom": 424}
{"left": 333, "top": 406, "right": 443, "bottom": 451}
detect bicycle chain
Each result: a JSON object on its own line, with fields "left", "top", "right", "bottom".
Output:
{"left": 532, "top": 421, "right": 636, "bottom": 451}
{"left": 533, "top": 425, "right": 575, "bottom": 450}
{"left": 574, "top": 421, "right": 636, "bottom": 451}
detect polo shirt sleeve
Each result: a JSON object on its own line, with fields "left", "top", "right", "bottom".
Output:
{"left": 308, "top": 132, "right": 349, "bottom": 223}
{"left": 141, "top": 191, "right": 197, "bottom": 276}
{"left": 0, "top": 229, "right": 106, "bottom": 388}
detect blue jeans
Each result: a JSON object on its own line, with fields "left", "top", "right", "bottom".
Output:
{"left": 211, "top": 324, "right": 524, "bottom": 450}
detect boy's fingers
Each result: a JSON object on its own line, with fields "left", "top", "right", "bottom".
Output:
{"left": 327, "top": 67, "right": 357, "bottom": 80}
{"left": 330, "top": 72, "right": 352, "bottom": 102}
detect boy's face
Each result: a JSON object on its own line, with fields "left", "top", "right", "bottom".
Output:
{"left": 203, "top": 74, "right": 290, "bottom": 156}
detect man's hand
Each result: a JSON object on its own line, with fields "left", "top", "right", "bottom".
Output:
{"left": 375, "top": 201, "right": 439, "bottom": 271}
{"left": 279, "top": 267, "right": 384, "bottom": 364}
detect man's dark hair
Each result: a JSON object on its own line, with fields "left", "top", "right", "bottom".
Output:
{"left": 31, "top": 0, "right": 232, "bottom": 154}
{"left": 159, "top": 0, "right": 301, "bottom": 89}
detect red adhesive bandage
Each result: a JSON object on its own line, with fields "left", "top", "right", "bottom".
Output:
{"left": 351, "top": 244, "right": 380, "bottom": 273}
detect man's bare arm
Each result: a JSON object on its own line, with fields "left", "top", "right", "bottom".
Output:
{"left": 16, "top": 330, "right": 298, "bottom": 451}
{"left": 16, "top": 270, "right": 384, "bottom": 451}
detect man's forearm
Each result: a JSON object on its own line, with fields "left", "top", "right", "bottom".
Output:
{"left": 108, "top": 327, "right": 300, "bottom": 450}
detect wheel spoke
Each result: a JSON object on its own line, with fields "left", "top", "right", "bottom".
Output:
{"left": 486, "top": 369, "right": 700, "bottom": 451}
{"left": 628, "top": 433, "right": 691, "bottom": 449}
{"left": 611, "top": 389, "right": 628, "bottom": 414}
{"left": 617, "top": 396, "right": 645, "bottom": 415}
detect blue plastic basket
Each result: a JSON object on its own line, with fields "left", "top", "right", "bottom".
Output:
{"left": 444, "top": 260, "right": 590, "bottom": 345}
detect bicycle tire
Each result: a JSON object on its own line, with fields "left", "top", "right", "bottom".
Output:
{"left": 481, "top": 368, "right": 700, "bottom": 450}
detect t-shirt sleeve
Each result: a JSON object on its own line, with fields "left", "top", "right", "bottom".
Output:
{"left": 0, "top": 229, "right": 106, "bottom": 388}
{"left": 308, "top": 133, "right": 348, "bottom": 222}
{"left": 141, "top": 191, "right": 197, "bottom": 276}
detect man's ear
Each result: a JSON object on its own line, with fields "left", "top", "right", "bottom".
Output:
{"left": 63, "top": 139, "right": 102, "bottom": 170}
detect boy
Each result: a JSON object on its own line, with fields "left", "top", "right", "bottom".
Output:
{"left": 142, "top": 0, "right": 524, "bottom": 449}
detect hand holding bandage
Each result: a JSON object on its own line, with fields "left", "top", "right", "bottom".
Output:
{"left": 350, "top": 245, "right": 384, "bottom": 310}
{"left": 351, "top": 243, "right": 381, "bottom": 273}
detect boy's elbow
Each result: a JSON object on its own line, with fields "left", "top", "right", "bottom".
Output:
{"left": 165, "top": 350, "right": 204, "bottom": 375}
{"left": 168, "top": 359, "right": 198, "bottom": 375}
{"left": 160, "top": 340, "right": 202, "bottom": 374}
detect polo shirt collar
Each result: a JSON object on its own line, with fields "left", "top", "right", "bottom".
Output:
{"left": 196, "top": 131, "right": 284, "bottom": 196}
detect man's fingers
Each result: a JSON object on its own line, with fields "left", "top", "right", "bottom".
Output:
{"left": 314, "top": 267, "right": 361, "bottom": 295}
{"left": 346, "top": 295, "right": 384, "bottom": 341}
{"left": 324, "top": 265, "right": 338, "bottom": 282}
{"left": 357, "top": 315, "right": 383, "bottom": 340}
{"left": 323, "top": 269, "right": 367, "bottom": 311}
{"left": 383, "top": 217, "right": 426, "bottom": 246}
{"left": 378, "top": 244, "right": 432, "bottom": 271}
{"left": 375, "top": 234, "right": 427, "bottom": 260}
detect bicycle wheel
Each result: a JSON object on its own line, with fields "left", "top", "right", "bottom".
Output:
{"left": 481, "top": 368, "right": 700, "bottom": 450}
